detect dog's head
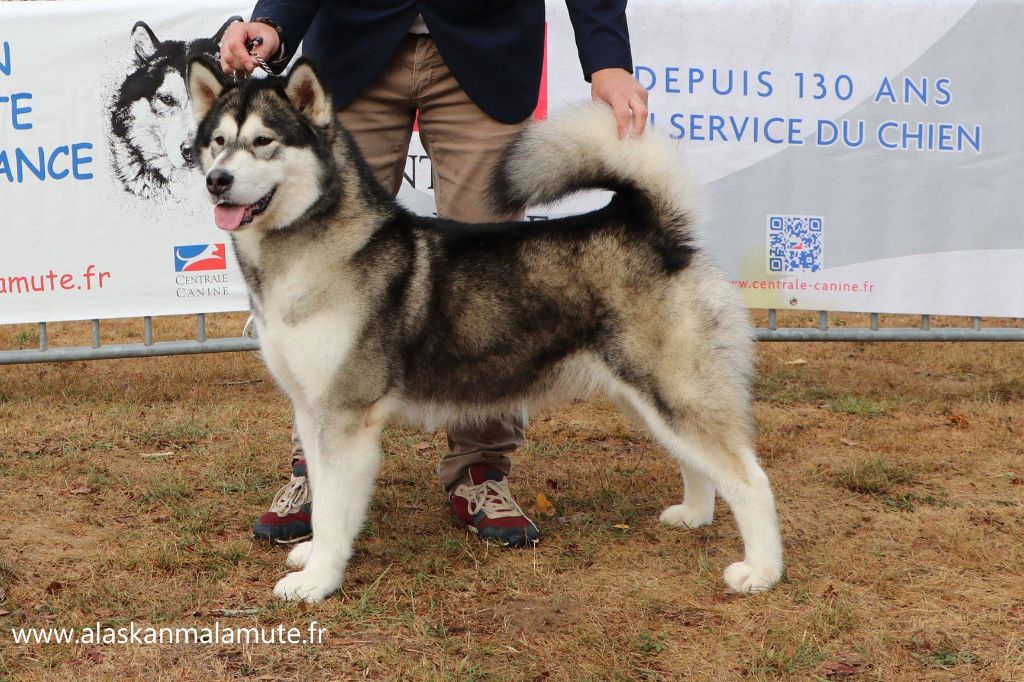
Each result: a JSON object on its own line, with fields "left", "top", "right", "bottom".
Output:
{"left": 186, "top": 56, "right": 335, "bottom": 232}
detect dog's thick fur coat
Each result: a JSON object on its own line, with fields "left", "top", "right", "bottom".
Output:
{"left": 187, "top": 57, "right": 783, "bottom": 603}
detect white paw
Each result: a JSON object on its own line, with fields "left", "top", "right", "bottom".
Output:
{"left": 659, "top": 503, "right": 714, "bottom": 529}
{"left": 272, "top": 567, "right": 342, "bottom": 603}
{"left": 723, "top": 561, "right": 781, "bottom": 594}
{"left": 286, "top": 541, "right": 313, "bottom": 569}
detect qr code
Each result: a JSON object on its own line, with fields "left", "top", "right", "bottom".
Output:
{"left": 768, "top": 215, "right": 823, "bottom": 273}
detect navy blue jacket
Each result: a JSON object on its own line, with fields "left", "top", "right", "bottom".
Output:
{"left": 251, "top": 0, "right": 633, "bottom": 123}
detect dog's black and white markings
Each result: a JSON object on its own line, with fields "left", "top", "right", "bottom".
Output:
{"left": 106, "top": 18, "right": 238, "bottom": 202}
{"left": 187, "top": 56, "right": 784, "bottom": 603}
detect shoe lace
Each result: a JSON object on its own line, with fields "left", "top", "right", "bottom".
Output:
{"left": 268, "top": 475, "right": 310, "bottom": 517}
{"left": 455, "top": 478, "right": 526, "bottom": 520}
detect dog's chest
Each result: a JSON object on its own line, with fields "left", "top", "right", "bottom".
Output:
{"left": 254, "top": 264, "right": 362, "bottom": 409}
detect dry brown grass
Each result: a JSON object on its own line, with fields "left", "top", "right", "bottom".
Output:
{"left": 0, "top": 314, "right": 1022, "bottom": 680}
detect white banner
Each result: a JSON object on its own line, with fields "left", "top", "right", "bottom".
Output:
{"left": 1, "top": 0, "right": 252, "bottom": 324}
{"left": 3, "top": 0, "right": 1023, "bottom": 323}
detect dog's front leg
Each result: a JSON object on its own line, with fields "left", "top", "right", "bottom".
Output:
{"left": 273, "top": 408, "right": 383, "bottom": 603}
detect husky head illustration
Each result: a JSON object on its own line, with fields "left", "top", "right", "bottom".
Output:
{"left": 107, "top": 17, "right": 239, "bottom": 203}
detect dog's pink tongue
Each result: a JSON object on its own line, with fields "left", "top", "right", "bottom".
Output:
{"left": 214, "top": 204, "right": 247, "bottom": 231}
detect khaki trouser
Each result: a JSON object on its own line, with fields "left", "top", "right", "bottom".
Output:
{"left": 292, "top": 35, "right": 528, "bottom": 491}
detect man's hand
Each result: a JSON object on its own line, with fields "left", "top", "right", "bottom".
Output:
{"left": 220, "top": 21, "right": 280, "bottom": 75}
{"left": 591, "top": 68, "right": 649, "bottom": 137}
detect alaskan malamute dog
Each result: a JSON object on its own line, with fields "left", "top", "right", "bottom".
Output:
{"left": 107, "top": 18, "right": 237, "bottom": 201}
{"left": 187, "top": 57, "right": 783, "bottom": 603}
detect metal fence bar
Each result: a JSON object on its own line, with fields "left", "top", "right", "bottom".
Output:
{"left": 0, "top": 338, "right": 259, "bottom": 365}
{"left": 755, "top": 327, "right": 1023, "bottom": 342}
{"left": 2, "top": 311, "right": 1022, "bottom": 366}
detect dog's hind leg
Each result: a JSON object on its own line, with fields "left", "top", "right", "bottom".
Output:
{"left": 611, "top": 384, "right": 782, "bottom": 593}
{"left": 658, "top": 459, "right": 716, "bottom": 529}
{"left": 702, "top": 444, "right": 782, "bottom": 593}
{"left": 273, "top": 407, "right": 384, "bottom": 603}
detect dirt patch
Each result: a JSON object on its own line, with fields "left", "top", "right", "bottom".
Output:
{"left": 473, "top": 597, "right": 581, "bottom": 636}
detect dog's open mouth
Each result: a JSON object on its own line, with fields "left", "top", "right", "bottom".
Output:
{"left": 214, "top": 189, "right": 275, "bottom": 231}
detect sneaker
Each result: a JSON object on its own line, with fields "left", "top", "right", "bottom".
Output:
{"left": 253, "top": 458, "right": 312, "bottom": 544}
{"left": 449, "top": 464, "right": 540, "bottom": 547}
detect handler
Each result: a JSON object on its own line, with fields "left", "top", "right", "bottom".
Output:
{"left": 219, "top": 0, "right": 648, "bottom": 549}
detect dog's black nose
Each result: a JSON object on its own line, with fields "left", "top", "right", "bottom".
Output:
{"left": 206, "top": 169, "right": 233, "bottom": 195}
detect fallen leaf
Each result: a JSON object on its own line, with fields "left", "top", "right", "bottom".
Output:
{"left": 70, "top": 485, "right": 95, "bottom": 495}
{"left": 44, "top": 581, "right": 64, "bottom": 596}
{"left": 82, "top": 648, "right": 103, "bottom": 664}
{"left": 545, "top": 478, "right": 559, "bottom": 491}
{"left": 839, "top": 438, "right": 859, "bottom": 447}
{"left": 948, "top": 414, "right": 970, "bottom": 429}
{"left": 784, "top": 358, "right": 808, "bottom": 365}
{"left": 535, "top": 492, "right": 556, "bottom": 517}
{"left": 820, "top": 660, "right": 857, "bottom": 677}
{"left": 612, "top": 523, "right": 630, "bottom": 530}
{"left": 140, "top": 451, "right": 174, "bottom": 459}
{"left": 819, "top": 650, "right": 864, "bottom": 678}
{"left": 413, "top": 442, "right": 431, "bottom": 451}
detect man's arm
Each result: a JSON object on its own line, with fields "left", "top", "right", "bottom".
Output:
{"left": 565, "top": 0, "right": 648, "bottom": 137}
{"left": 220, "top": 1, "right": 324, "bottom": 75}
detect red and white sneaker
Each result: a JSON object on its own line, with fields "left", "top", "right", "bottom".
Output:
{"left": 252, "top": 457, "right": 312, "bottom": 544}
{"left": 449, "top": 464, "right": 540, "bottom": 548}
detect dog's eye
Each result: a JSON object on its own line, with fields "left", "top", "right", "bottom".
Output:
{"left": 158, "top": 94, "right": 176, "bottom": 106}
{"left": 253, "top": 136, "right": 274, "bottom": 147}
{"left": 214, "top": 135, "right": 225, "bottom": 146}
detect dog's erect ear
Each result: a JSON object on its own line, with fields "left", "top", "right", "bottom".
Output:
{"left": 130, "top": 21, "right": 160, "bottom": 65}
{"left": 212, "top": 15, "right": 243, "bottom": 43}
{"left": 187, "top": 56, "right": 229, "bottom": 121}
{"left": 285, "top": 59, "right": 333, "bottom": 127}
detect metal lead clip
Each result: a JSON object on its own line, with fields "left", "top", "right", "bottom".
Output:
{"left": 230, "top": 35, "right": 271, "bottom": 80}
{"left": 245, "top": 35, "right": 272, "bottom": 74}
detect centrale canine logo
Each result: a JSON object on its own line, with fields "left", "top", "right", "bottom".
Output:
{"left": 174, "top": 243, "right": 226, "bottom": 272}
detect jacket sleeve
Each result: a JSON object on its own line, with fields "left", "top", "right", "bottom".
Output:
{"left": 564, "top": 0, "right": 633, "bottom": 81}
{"left": 250, "top": 0, "right": 326, "bottom": 68}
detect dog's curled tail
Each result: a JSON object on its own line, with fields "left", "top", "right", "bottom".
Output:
{"left": 488, "top": 102, "right": 699, "bottom": 228}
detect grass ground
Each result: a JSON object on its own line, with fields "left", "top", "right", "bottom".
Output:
{"left": 0, "top": 313, "right": 1021, "bottom": 680}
